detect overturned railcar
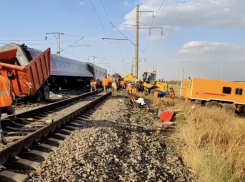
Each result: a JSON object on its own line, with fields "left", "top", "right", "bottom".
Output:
{"left": 0, "top": 44, "right": 107, "bottom": 91}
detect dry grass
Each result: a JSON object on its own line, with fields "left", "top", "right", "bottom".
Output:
{"left": 135, "top": 93, "right": 245, "bottom": 182}
{"left": 175, "top": 103, "right": 245, "bottom": 182}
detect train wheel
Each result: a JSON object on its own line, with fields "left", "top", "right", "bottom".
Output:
{"left": 222, "top": 105, "right": 235, "bottom": 114}
{"left": 207, "top": 101, "right": 221, "bottom": 108}
{"left": 43, "top": 86, "right": 50, "bottom": 101}
{"left": 34, "top": 90, "right": 43, "bottom": 102}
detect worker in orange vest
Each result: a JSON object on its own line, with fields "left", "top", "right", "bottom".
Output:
{"left": 90, "top": 78, "right": 97, "bottom": 92}
{"left": 107, "top": 74, "right": 112, "bottom": 88}
{"left": 102, "top": 76, "right": 108, "bottom": 92}
{"left": 126, "top": 82, "right": 132, "bottom": 94}
{"left": 170, "top": 87, "right": 175, "bottom": 99}
{"left": 120, "top": 80, "right": 126, "bottom": 89}
{"left": 0, "top": 70, "right": 17, "bottom": 144}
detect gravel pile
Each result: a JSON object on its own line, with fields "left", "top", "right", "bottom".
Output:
{"left": 28, "top": 91, "right": 195, "bottom": 182}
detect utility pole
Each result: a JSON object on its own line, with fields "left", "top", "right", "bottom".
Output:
{"left": 46, "top": 32, "right": 64, "bottom": 55}
{"left": 135, "top": 4, "right": 139, "bottom": 78}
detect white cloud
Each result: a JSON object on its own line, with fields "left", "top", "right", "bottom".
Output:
{"left": 80, "top": 2, "right": 84, "bottom": 5}
{"left": 178, "top": 41, "right": 245, "bottom": 54}
{"left": 175, "top": 41, "right": 245, "bottom": 63}
{"left": 172, "top": 41, "right": 245, "bottom": 81}
{"left": 123, "top": 0, "right": 245, "bottom": 39}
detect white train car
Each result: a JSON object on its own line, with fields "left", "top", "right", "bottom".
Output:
{"left": 86, "top": 62, "right": 107, "bottom": 86}
{"left": 0, "top": 43, "right": 107, "bottom": 90}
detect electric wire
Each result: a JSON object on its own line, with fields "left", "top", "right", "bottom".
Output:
{"left": 90, "top": 0, "right": 128, "bottom": 74}
{"left": 151, "top": 0, "right": 191, "bottom": 56}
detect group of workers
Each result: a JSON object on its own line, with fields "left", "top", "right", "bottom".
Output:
{"left": 90, "top": 74, "right": 124, "bottom": 96}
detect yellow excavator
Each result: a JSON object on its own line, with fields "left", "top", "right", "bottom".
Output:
{"left": 141, "top": 71, "right": 168, "bottom": 96}
{"left": 124, "top": 71, "right": 168, "bottom": 96}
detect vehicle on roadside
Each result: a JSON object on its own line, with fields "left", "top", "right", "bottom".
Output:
{"left": 180, "top": 77, "right": 245, "bottom": 113}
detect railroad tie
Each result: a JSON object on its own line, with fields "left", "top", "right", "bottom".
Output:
{"left": 0, "top": 170, "right": 29, "bottom": 182}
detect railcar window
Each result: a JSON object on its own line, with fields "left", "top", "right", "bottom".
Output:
{"left": 235, "top": 88, "right": 243, "bottom": 95}
{"left": 65, "top": 62, "right": 69, "bottom": 68}
{"left": 58, "top": 61, "right": 64, "bottom": 67}
{"left": 62, "top": 62, "right": 65, "bottom": 67}
{"left": 222, "top": 87, "right": 231, "bottom": 94}
{"left": 51, "top": 60, "right": 55, "bottom": 66}
{"left": 55, "top": 60, "right": 61, "bottom": 67}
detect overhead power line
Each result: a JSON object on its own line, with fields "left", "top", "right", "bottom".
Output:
{"left": 154, "top": 0, "right": 168, "bottom": 27}
{"left": 58, "top": 37, "right": 84, "bottom": 54}
{"left": 99, "top": 0, "right": 123, "bottom": 60}
{"left": 151, "top": 0, "right": 191, "bottom": 56}
{"left": 83, "top": 38, "right": 95, "bottom": 57}
{"left": 143, "top": 0, "right": 168, "bottom": 55}
{"left": 90, "top": 0, "right": 129, "bottom": 74}
{"left": 89, "top": 0, "right": 108, "bottom": 37}
{"left": 110, "top": 23, "right": 135, "bottom": 46}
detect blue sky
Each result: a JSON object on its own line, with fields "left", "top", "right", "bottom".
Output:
{"left": 1, "top": 0, "right": 245, "bottom": 81}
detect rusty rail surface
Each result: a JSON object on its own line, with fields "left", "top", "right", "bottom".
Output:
{"left": 0, "top": 90, "right": 111, "bottom": 165}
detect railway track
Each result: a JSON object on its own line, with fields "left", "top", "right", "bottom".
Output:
{"left": 0, "top": 90, "right": 111, "bottom": 182}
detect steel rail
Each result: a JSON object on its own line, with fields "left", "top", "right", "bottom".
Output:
{"left": 0, "top": 91, "right": 111, "bottom": 165}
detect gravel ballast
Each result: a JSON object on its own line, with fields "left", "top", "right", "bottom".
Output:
{"left": 28, "top": 91, "right": 195, "bottom": 182}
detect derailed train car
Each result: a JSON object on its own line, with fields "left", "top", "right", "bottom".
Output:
{"left": 0, "top": 43, "right": 107, "bottom": 92}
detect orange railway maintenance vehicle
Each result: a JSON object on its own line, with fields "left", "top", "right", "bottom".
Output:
{"left": 0, "top": 48, "right": 51, "bottom": 102}
{"left": 181, "top": 77, "right": 245, "bottom": 113}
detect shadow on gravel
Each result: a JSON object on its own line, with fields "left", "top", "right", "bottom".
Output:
{"left": 71, "top": 119, "right": 187, "bottom": 182}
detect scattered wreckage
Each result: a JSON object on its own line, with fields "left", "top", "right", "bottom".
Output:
{"left": 123, "top": 93, "right": 183, "bottom": 128}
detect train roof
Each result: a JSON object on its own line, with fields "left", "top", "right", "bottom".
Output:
{"left": 0, "top": 43, "right": 107, "bottom": 80}
{"left": 85, "top": 62, "right": 107, "bottom": 71}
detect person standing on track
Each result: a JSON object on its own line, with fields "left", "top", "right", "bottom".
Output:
{"left": 102, "top": 76, "right": 108, "bottom": 92}
{"left": 90, "top": 78, "right": 97, "bottom": 92}
{"left": 107, "top": 74, "right": 112, "bottom": 89}
{"left": 0, "top": 69, "right": 18, "bottom": 144}
{"left": 111, "top": 75, "right": 117, "bottom": 96}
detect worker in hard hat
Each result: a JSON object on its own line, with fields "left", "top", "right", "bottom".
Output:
{"left": 90, "top": 78, "right": 97, "bottom": 92}
{"left": 0, "top": 69, "right": 17, "bottom": 144}
{"left": 102, "top": 76, "right": 108, "bottom": 92}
